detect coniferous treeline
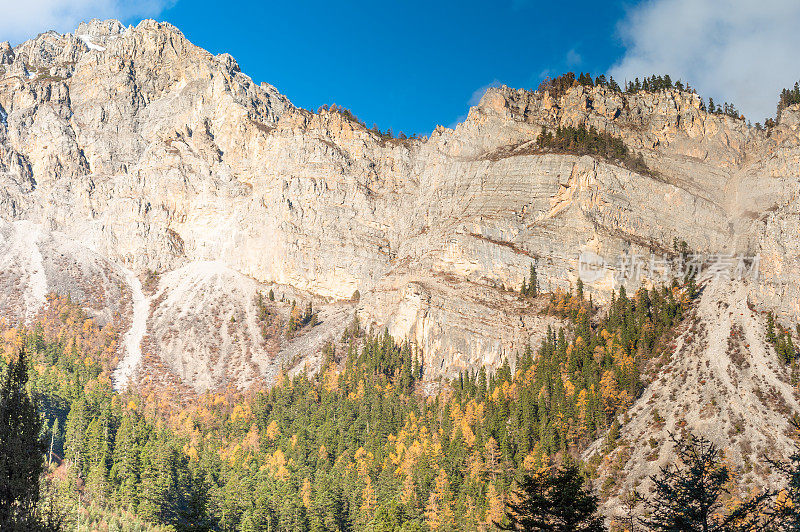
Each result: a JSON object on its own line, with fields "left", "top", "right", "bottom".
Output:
{"left": 777, "top": 81, "right": 800, "bottom": 121}
{"left": 535, "top": 124, "right": 651, "bottom": 175}
{"left": 3, "top": 276, "right": 799, "bottom": 531}
{"left": 701, "top": 97, "right": 741, "bottom": 119}
{"left": 538, "top": 72, "right": 622, "bottom": 99}
{"left": 322, "top": 73, "right": 800, "bottom": 142}
{"left": 623, "top": 74, "right": 684, "bottom": 94}
{"left": 537, "top": 72, "right": 689, "bottom": 99}
{"left": 621, "top": 74, "right": 741, "bottom": 119}
{"left": 537, "top": 72, "right": 746, "bottom": 122}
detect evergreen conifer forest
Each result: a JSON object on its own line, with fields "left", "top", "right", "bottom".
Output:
{"left": 1, "top": 7, "right": 800, "bottom": 525}
{"left": 1, "top": 275, "right": 798, "bottom": 531}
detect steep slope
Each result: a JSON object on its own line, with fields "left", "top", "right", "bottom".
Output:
{"left": 0, "top": 18, "right": 799, "bottom": 393}
{"left": 586, "top": 277, "right": 800, "bottom": 519}
{"left": 0, "top": 219, "right": 128, "bottom": 325}
{"left": 141, "top": 260, "right": 356, "bottom": 390}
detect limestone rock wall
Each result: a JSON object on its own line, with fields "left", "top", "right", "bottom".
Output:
{"left": 0, "top": 19, "right": 798, "bottom": 387}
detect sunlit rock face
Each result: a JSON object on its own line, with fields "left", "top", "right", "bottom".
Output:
{"left": 0, "top": 18, "right": 799, "bottom": 389}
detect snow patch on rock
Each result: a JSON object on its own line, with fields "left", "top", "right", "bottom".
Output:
{"left": 78, "top": 34, "right": 106, "bottom": 52}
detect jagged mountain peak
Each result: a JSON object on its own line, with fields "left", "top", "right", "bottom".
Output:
{"left": 73, "top": 18, "right": 126, "bottom": 39}
{"left": 3, "top": 17, "right": 293, "bottom": 122}
{"left": 0, "top": 18, "right": 798, "bottom": 402}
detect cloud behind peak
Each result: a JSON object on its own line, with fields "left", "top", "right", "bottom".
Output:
{"left": 0, "top": 0, "right": 173, "bottom": 45}
{"left": 610, "top": 0, "right": 800, "bottom": 122}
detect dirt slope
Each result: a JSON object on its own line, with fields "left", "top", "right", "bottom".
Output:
{"left": 586, "top": 276, "right": 800, "bottom": 519}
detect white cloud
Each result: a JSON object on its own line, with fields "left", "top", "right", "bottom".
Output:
{"left": 447, "top": 80, "right": 504, "bottom": 129}
{"left": 0, "top": 0, "right": 174, "bottom": 45}
{"left": 468, "top": 80, "right": 502, "bottom": 107}
{"left": 565, "top": 48, "right": 582, "bottom": 67}
{"left": 610, "top": 0, "right": 800, "bottom": 121}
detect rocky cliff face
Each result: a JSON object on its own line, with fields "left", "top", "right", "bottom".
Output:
{"left": 0, "top": 19, "right": 799, "bottom": 398}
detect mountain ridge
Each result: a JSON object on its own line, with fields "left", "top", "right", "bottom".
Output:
{"left": 0, "top": 18, "right": 798, "bottom": 392}
{"left": 1, "top": 18, "right": 800, "bottom": 527}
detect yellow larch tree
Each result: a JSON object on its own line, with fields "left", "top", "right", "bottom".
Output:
{"left": 425, "top": 469, "right": 454, "bottom": 531}
{"left": 485, "top": 482, "right": 505, "bottom": 529}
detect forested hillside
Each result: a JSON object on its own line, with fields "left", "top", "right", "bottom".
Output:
{"left": 5, "top": 277, "right": 782, "bottom": 531}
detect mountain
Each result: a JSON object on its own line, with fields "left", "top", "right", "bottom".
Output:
{"left": 585, "top": 277, "right": 800, "bottom": 518}
{"left": 1, "top": 19, "right": 799, "bottom": 516}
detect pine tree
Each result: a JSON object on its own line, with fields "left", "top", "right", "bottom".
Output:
{"left": 64, "top": 398, "right": 88, "bottom": 473}
{"left": 304, "top": 301, "right": 314, "bottom": 325}
{"left": 425, "top": 469, "right": 455, "bottom": 531}
{"left": 486, "top": 482, "right": 507, "bottom": 528}
{"left": 278, "top": 487, "right": 310, "bottom": 531}
{"left": 496, "top": 463, "right": 605, "bottom": 531}
{"left": 529, "top": 263, "right": 538, "bottom": 297}
{"left": 771, "top": 418, "right": 800, "bottom": 531}
{"left": 0, "top": 347, "right": 48, "bottom": 530}
{"left": 640, "top": 433, "right": 770, "bottom": 531}
{"left": 138, "top": 435, "right": 179, "bottom": 523}
{"left": 110, "top": 413, "right": 140, "bottom": 509}
{"left": 485, "top": 437, "right": 502, "bottom": 481}
{"left": 46, "top": 418, "right": 58, "bottom": 467}
{"left": 767, "top": 313, "right": 777, "bottom": 344}
{"left": 316, "top": 481, "right": 352, "bottom": 532}
{"left": 174, "top": 467, "right": 215, "bottom": 531}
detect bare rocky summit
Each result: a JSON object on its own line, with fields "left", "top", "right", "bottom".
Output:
{"left": 0, "top": 18, "right": 798, "bottom": 411}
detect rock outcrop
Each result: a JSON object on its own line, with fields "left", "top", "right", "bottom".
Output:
{"left": 0, "top": 19, "right": 799, "bottom": 396}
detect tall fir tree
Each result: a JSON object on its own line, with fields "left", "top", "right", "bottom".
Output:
{"left": 496, "top": 463, "right": 605, "bottom": 531}
{"left": 0, "top": 347, "right": 48, "bottom": 530}
{"left": 640, "top": 433, "right": 771, "bottom": 531}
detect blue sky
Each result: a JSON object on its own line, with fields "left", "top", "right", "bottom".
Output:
{"left": 156, "top": 0, "right": 628, "bottom": 134}
{"left": 3, "top": 0, "right": 800, "bottom": 133}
